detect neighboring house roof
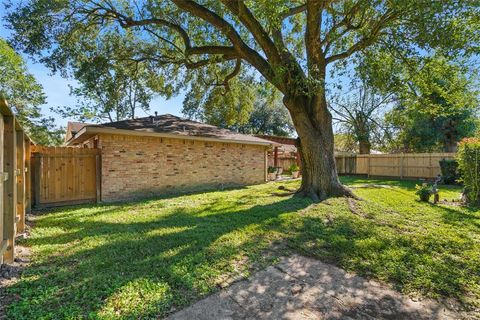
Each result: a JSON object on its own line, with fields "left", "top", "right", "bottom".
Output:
{"left": 65, "top": 121, "right": 91, "bottom": 143}
{"left": 66, "top": 114, "right": 275, "bottom": 147}
{"left": 256, "top": 135, "right": 297, "bottom": 146}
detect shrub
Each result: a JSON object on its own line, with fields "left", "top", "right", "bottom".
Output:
{"left": 289, "top": 164, "right": 300, "bottom": 172}
{"left": 457, "top": 137, "right": 480, "bottom": 205}
{"left": 439, "top": 159, "right": 460, "bottom": 184}
{"left": 415, "top": 183, "right": 432, "bottom": 202}
{"left": 267, "top": 166, "right": 277, "bottom": 173}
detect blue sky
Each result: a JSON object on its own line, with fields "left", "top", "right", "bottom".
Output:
{"left": 0, "top": 7, "right": 185, "bottom": 127}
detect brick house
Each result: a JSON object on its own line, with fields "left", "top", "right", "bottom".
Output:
{"left": 65, "top": 114, "right": 274, "bottom": 202}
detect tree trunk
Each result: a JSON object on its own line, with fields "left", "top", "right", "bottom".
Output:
{"left": 358, "top": 140, "right": 371, "bottom": 154}
{"left": 284, "top": 94, "right": 355, "bottom": 201}
{"left": 444, "top": 140, "right": 457, "bottom": 153}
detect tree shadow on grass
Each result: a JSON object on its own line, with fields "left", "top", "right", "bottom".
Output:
{"left": 287, "top": 211, "right": 479, "bottom": 312}
{"left": 8, "top": 195, "right": 312, "bottom": 319}
{"left": 8, "top": 182, "right": 479, "bottom": 319}
{"left": 430, "top": 202, "right": 480, "bottom": 231}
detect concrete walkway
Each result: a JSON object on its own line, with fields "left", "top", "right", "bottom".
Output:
{"left": 168, "top": 255, "right": 461, "bottom": 320}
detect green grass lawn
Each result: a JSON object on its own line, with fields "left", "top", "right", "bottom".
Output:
{"left": 6, "top": 176, "right": 480, "bottom": 319}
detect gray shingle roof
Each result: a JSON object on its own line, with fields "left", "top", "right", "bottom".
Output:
{"left": 74, "top": 114, "right": 274, "bottom": 145}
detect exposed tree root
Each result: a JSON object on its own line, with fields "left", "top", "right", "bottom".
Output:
{"left": 295, "top": 184, "right": 360, "bottom": 202}
{"left": 345, "top": 197, "right": 372, "bottom": 219}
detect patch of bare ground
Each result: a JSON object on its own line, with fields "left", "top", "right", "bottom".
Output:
{"left": 0, "top": 218, "right": 33, "bottom": 320}
{"left": 168, "top": 255, "right": 470, "bottom": 320}
{"left": 0, "top": 245, "right": 31, "bottom": 320}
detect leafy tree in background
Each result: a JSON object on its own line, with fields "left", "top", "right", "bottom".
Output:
{"left": 183, "top": 72, "right": 257, "bottom": 128}
{"left": 51, "top": 33, "right": 158, "bottom": 123}
{"left": 0, "top": 38, "right": 63, "bottom": 145}
{"left": 333, "top": 133, "right": 357, "bottom": 153}
{"left": 6, "top": 0, "right": 479, "bottom": 199}
{"left": 372, "top": 57, "right": 479, "bottom": 152}
{"left": 243, "top": 87, "right": 295, "bottom": 136}
{"left": 184, "top": 78, "right": 294, "bottom": 136}
{"left": 330, "top": 82, "right": 392, "bottom": 154}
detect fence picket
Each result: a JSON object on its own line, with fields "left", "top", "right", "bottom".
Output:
{"left": 334, "top": 153, "right": 455, "bottom": 179}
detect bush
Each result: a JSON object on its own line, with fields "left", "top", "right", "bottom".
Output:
{"left": 289, "top": 164, "right": 300, "bottom": 172}
{"left": 439, "top": 159, "right": 460, "bottom": 184}
{"left": 457, "top": 138, "right": 480, "bottom": 205}
{"left": 267, "top": 166, "right": 277, "bottom": 173}
{"left": 415, "top": 183, "right": 432, "bottom": 202}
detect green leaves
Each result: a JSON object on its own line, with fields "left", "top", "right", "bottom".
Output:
{"left": 183, "top": 77, "right": 294, "bottom": 136}
{"left": 457, "top": 137, "right": 480, "bottom": 205}
{"left": 4, "top": 0, "right": 479, "bottom": 146}
{"left": 0, "top": 38, "right": 63, "bottom": 145}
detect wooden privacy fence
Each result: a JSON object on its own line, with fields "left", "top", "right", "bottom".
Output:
{"left": 31, "top": 146, "right": 100, "bottom": 207}
{"left": 335, "top": 152, "right": 456, "bottom": 179}
{"left": 0, "top": 99, "right": 32, "bottom": 265}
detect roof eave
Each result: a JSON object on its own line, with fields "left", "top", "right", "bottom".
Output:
{"left": 67, "top": 126, "right": 275, "bottom": 147}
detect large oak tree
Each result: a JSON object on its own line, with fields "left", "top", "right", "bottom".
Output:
{"left": 6, "top": 0, "right": 479, "bottom": 199}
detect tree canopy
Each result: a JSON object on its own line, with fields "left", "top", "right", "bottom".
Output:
{"left": 52, "top": 34, "right": 158, "bottom": 123}
{"left": 330, "top": 81, "right": 392, "bottom": 154}
{"left": 184, "top": 78, "right": 294, "bottom": 136}
{"left": 0, "top": 37, "right": 63, "bottom": 145}
{"left": 6, "top": 0, "right": 479, "bottom": 199}
{"left": 363, "top": 55, "right": 479, "bottom": 152}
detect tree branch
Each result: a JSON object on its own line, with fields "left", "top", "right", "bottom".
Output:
{"left": 280, "top": 4, "right": 307, "bottom": 19}
{"left": 187, "top": 46, "right": 237, "bottom": 56}
{"left": 219, "top": 0, "right": 282, "bottom": 66}
{"left": 321, "top": 1, "right": 365, "bottom": 50}
{"left": 325, "top": 10, "right": 398, "bottom": 65}
{"left": 171, "top": 0, "right": 276, "bottom": 85}
{"left": 222, "top": 59, "right": 242, "bottom": 91}
{"left": 305, "top": 0, "right": 325, "bottom": 77}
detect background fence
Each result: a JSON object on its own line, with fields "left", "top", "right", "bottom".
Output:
{"left": 0, "top": 99, "right": 31, "bottom": 265}
{"left": 31, "top": 146, "right": 100, "bottom": 207}
{"left": 336, "top": 153, "right": 456, "bottom": 179}
{"left": 267, "top": 156, "right": 298, "bottom": 171}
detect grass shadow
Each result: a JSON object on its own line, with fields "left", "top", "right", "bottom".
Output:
{"left": 6, "top": 178, "right": 479, "bottom": 318}
{"left": 8, "top": 192, "right": 312, "bottom": 319}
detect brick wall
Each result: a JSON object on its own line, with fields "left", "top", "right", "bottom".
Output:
{"left": 98, "top": 133, "right": 267, "bottom": 201}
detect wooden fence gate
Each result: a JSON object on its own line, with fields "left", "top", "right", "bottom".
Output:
{"left": 31, "top": 146, "right": 100, "bottom": 207}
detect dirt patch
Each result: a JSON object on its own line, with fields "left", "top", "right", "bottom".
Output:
{"left": 0, "top": 245, "right": 31, "bottom": 319}
{"left": 0, "top": 216, "right": 33, "bottom": 320}
{"left": 438, "top": 200, "right": 465, "bottom": 207}
{"left": 168, "top": 255, "right": 469, "bottom": 320}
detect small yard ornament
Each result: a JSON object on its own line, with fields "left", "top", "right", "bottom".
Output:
{"left": 432, "top": 175, "right": 442, "bottom": 204}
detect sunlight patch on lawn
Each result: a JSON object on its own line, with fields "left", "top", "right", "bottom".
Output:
{"left": 99, "top": 279, "right": 173, "bottom": 319}
{"left": 5, "top": 177, "right": 479, "bottom": 319}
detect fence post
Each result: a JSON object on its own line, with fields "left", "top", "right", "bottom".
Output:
{"left": 400, "top": 153, "right": 404, "bottom": 179}
{"left": 95, "top": 153, "right": 101, "bottom": 203}
{"left": 33, "top": 153, "right": 41, "bottom": 208}
{"left": 273, "top": 146, "right": 278, "bottom": 167}
{"left": 429, "top": 154, "right": 433, "bottom": 178}
{"left": 367, "top": 155, "right": 371, "bottom": 178}
{"left": 24, "top": 140, "right": 31, "bottom": 215}
{"left": 16, "top": 131, "right": 25, "bottom": 233}
{"left": 3, "top": 115, "right": 16, "bottom": 263}
{"left": 353, "top": 154, "right": 357, "bottom": 174}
